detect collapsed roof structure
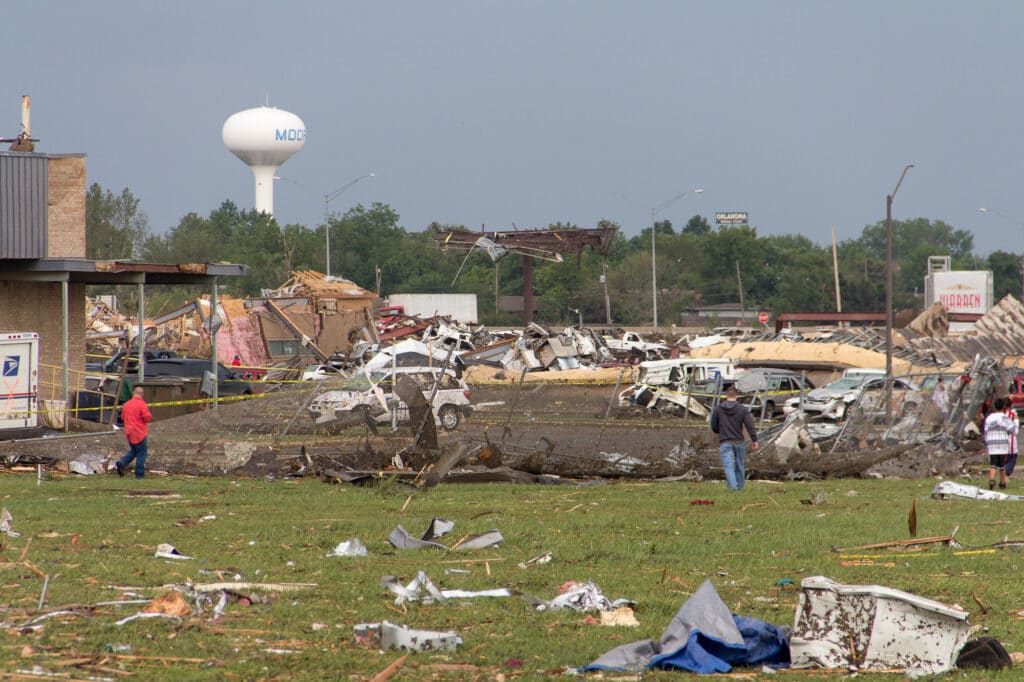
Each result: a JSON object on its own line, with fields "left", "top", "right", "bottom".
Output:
{"left": 688, "top": 296, "right": 1024, "bottom": 374}
{"left": 901, "top": 294, "right": 1024, "bottom": 363}
{"left": 433, "top": 225, "right": 617, "bottom": 323}
{"left": 86, "top": 271, "right": 380, "bottom": 370}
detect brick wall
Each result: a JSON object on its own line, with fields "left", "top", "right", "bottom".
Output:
{"left": 0, "top": 281, "right": 86, "bottom": 400}
{"left": 46, "top": 156, "right": 86, "bottom": 258}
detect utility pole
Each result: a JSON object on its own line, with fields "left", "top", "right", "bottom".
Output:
{"left": 601, "top": 263, "right": 612, "bottom": 324}
{"left": 831, "top": 226, "right": 842, "bottom": 317}
{"left": 614, "top": 187, "right": 702, "bottom": 330}
{"left": 735, "top": 259, "right": 744, "bottom": 321}
{"left": 885, "top": 164, "right": 914, "bottom": 425}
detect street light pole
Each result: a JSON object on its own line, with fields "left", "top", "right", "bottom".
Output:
{"left": 979, "top": 207, "right": 1024, "bottom": 302}
{"left": 885, "top": 164, "right": 913, "bottom": 425}
{"left": 650, "top": 188, "right": 703, "bottom": 329}
{"left": 276, "top": 174, "right": 375, "bottom": 278}
{"left": 323, "top": 173, "right": 374, "bottom": 277}
{"left": 615, "top": 187, "right": 703, "bottom": 330}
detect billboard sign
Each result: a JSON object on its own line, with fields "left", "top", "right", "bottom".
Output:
{"left": 930, "top": 271, "right": 992, "bottom": 315}
{"left": 715, "top": 212, "right": 748, "bottom": 225}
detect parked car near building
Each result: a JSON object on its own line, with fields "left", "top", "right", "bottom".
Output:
{"left": 145, "top": 358, "right": 254, "bottom": 396}
{"left": 735, "top": 368, "right": 815, "bottom": 417}
{"left": 308, "top": 366, "right": 472, "bottom": 431}
{"left": 85, "top": 348, "right": 177, "bottom": 374}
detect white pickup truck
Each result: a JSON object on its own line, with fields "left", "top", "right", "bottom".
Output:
{"left": 603, "top": 332, "right": 671, "bottom": 360}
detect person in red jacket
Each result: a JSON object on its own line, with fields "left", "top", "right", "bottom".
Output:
{"left": 115, "top": 386, "right": 153, "bottom": 479}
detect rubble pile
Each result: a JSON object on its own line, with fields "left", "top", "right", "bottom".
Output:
{"left": 71, "top": 284, "right": 1024, "bottom": 482}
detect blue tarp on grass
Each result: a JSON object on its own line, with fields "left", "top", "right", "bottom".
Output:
{"left": 581, "top": 579, "right": 790, "bottom": 674}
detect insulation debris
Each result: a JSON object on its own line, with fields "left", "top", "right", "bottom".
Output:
{"left": 535, "top": 581, "right": 633, "bottom": 612}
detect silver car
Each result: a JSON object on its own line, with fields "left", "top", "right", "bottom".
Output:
{"left": 783, "top": 376, "right": 920, "bottom": 421}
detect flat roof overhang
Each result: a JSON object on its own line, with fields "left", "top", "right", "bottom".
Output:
{"left": 0, "top": 259, "right": 246, "bottom": 285}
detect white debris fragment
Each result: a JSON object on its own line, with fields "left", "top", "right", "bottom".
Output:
{"left": 0, "top": 508, "right": 21, "bottom": 538}
{"left": 537, "top": 581, "right": 633, "bottom": 612}
{"left": 326, "top": 539, "right": 368, "bottom": 557}
{"left": 154, "top": 543, "right": 193, "bottom": 560}
{"left": 354, "top": 620, "right": 462, "bottom": 652}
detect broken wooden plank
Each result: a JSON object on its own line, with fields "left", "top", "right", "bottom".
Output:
{"left": 181, "top": 581, "right": 317, "bottom": 593}
{"left": 830, "top": 535, "right": 954, "bottom": 552}
{"left": 369, "top": 654, "right": 407, "bottom": 682}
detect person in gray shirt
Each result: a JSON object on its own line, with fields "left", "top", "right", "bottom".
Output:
{"left": 710, "top": 385, "right": 759, "bottom": 490}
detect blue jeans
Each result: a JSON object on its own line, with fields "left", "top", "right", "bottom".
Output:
{"left": 719, "top": 441, "right": 746, "bottom": 490}
{"left": 118, "top": 438, "right": 148, "bottom": 479}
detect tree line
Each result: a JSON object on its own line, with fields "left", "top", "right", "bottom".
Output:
{"left": 86, "top": 183, "right": 1015, "bottom": 326}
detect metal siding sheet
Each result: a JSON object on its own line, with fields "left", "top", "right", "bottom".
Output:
{"left": 0, "top": 155, "right": 48, "bottom": 258}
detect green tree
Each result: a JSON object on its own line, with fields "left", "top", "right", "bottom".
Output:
{"left": 988, "top": 251, "right": 1021, "bottom": 301}
{"left": 682, "top": 214, "right": 712, "bottom": 236}
{"left": 86, "top": 184, "right": 150, "bottom": 259}
{"left": 329, "top": 203, "right": 405, "bottom": 292}
{"left": 835, "top": 239, "right": 884, "bottom": 312}
{"left": 854, "top": 218, "right": 974, "bottom": 308}
{"left": 758, "top": 235, "right": 833, "bottom": 312}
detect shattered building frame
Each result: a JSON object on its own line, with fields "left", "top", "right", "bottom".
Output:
{"left": 433, "top": 226, "right": 616, "bottom": 324}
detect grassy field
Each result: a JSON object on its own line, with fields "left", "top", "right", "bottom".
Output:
{"left": 0, "top": 471, "right": 1021, "bottom": 680}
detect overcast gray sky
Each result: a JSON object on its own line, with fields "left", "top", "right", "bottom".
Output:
{"left": 6, "top": 2, "right": 1022, "bottom": 255}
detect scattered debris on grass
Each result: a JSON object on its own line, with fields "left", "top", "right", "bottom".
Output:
{"left": 450, "top": 530, "right": 503, "bottom": 550}
{"left": 799, "top": 491, "right": 828, "bottom": 506}
{"left": 387, "top": 525, "right": 447, "bottom": 550}
{"left": 956, "top": 637, "right": 1013, "bottom": 670}
{"left": 534, "top": 581, "right": 633, "bottom": 612}
{"left": 599, "top": 606, "right": 639, "bottom": 627}
{"left": 181, "top": 581, "right": 316, "bottom": 593}
{"left": 932, "top": 480, "right": 1024, "bottom": 501}
{"left": 388, "top": 520, "right": 503, "bottom": 551}
{"left": 581, "top": 579, "right": 789, "bottom": 674}
{"left": 0, "top": 508, "right": 21, "bottom": 537}
{"left": 831, "top": 530, "right": 959, "bottom": 553}
{"left": 326, "top": 538, "right": 368, "bottom": 557}
{"left": 382, "top": 571, "right": 511, "bottom": 605}
{"left": 142, "top": 590, "right": 191, "bottom": 618}
{"left": 354, "top": 621, "right": 462, "bottom": 652}
{"left": 518, "top": 551, "right": 552, "bottom": 569}
{"left": 421, "top": 517, "right": 455, "bottom": 540}
{"left": 174, "top": 514, "right": 216, "bottom": 527}
{"left": 154, "top": 543, "right": 193, "bottom": 560}
{"left": 68, "top": 452, "right": 107, "bottom": 475}
{"left": 116, "top": 611, "right": 184, "bottom": 626}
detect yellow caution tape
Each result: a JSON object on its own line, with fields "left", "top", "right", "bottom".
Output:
{"left": 5, "top": 391, "right": 269, "bottom": 417}
{"left": 836, "top": 553, "right": 936, "bottom": 560}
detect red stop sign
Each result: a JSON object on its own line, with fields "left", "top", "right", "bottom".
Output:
{"left": 758, "top": 311, "right": 769, "bottom": 324}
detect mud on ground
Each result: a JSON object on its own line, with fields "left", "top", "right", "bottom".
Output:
{"left": 0, "top": 380, "right": 979, "bottom": 480}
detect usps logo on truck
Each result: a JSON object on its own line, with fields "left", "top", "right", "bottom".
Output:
{"left": 2, "top": 356, "right": 18, "bottom": 378}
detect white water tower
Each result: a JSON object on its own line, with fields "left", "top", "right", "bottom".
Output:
{"left": 222, "top": 106, "right": 306, "bottom": 216}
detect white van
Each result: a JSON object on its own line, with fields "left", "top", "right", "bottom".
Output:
{"left": 634, "top": 358, "right": 737, "bottom": 389}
